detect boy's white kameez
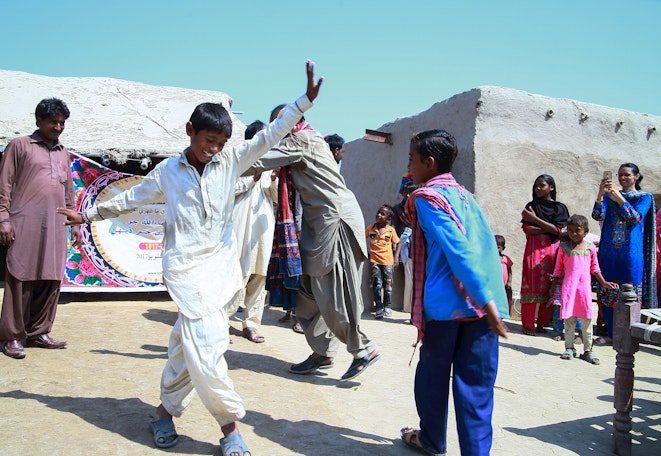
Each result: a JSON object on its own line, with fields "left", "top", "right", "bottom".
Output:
{"left": 84, "top": 95, "right": 313, "bottom": 424}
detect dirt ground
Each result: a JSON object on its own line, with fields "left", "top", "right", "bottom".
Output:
{"left": 1, "top": 290, "right": 660, "bottom": 456}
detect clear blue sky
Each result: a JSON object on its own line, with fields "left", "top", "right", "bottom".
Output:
{"left": 2, "top": 0, "right": 660, "bottom": 141}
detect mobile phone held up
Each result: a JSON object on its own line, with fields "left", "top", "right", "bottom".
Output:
{"left": 603, "top": 170, "right": 612, "bottom": 181}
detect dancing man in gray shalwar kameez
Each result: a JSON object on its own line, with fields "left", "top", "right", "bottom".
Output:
{"left": 248, "top": 110, "right": 380, "bottom": 381}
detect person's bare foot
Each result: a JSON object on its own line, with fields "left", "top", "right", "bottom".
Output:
{"left": 242, "top": 327, "right": 265, "bottom": 343}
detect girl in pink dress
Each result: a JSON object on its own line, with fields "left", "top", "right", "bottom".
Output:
{"left": 552, "top": 215, "right": 617, "bottom": 364}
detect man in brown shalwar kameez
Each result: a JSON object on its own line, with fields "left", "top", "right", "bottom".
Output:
{"left": 0, "top": 98, "right": 80, "bottom": 359}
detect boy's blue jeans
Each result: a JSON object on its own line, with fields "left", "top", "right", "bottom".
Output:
{"left": 415, "top": 318, "right": 498, "bottom": 456}
{"left": 370, "top": 263, "right": 393, "bottom": 310}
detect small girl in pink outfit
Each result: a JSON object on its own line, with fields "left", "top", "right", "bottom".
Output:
{"left": 552, "top": 214, "right": 617, "bottom": 365}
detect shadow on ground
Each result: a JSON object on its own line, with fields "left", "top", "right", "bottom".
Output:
{"left": 0, "top": 390, "right": 215, "bottom": 454}
{"left": 504, "top": 395, "right": 661, "bottom": 455}
{"left": 245, "top": 410, "right": 394, "bottom": 456}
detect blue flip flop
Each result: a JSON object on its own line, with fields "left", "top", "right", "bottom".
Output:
{"left": 149, "top": 417, "right": 179, "bottom": 448}
{"left": 220, "top": 432, "right": 251, "bottom": 456}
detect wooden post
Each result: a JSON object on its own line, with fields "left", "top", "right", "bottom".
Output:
{"left": 612, "top": 283, "right": 640, "bottom": 456}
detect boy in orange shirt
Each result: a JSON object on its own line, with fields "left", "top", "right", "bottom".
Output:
{"left": 366, "top": 204, "right": 399, "bottom": 318}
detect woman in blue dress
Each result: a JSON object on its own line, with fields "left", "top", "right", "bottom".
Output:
{"left": 592, "top": 162, "right": 657, "bottom": 344}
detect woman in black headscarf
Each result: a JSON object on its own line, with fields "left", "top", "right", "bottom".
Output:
{"left": 520, "top": 174, "right": 569, "bottom": 335}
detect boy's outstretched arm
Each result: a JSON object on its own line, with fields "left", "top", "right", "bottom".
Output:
{"left": 305, "top": 60, "right": 324, "bottom": 103}
{"left": 56, "top": 207, "right": 84, "bottom": 225}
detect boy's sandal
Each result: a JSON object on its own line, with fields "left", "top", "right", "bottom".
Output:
{"left": 220, "top": 432, "right": 251, "bottom": 456}
{"left": 560, "top": 349, "right": 575, "bottom": 360}
{"left": 580, "top": 352, "right": 600, "bottom": 365}
{"left": 149, "top": 417, "right": 179, "bottom": 448}
{"left": 242, "top": 328, "right": 265, "bottom": 343}
{"left": 400, "top": 427, "right": 444, "bottom": 455}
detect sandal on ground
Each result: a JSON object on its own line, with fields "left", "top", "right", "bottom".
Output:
{"left": 340, "top": 349, "right": 381, "bottom": 381}
{"left": 292, "top": 320, "right": 304, "bottom": 334}
{"left": 278, "top": 312, "right": 291, "bottom": 323}
{"left": 400, "top": 427, "right": 444, "bottom": 455}
{"left": 536, "top": 326, "right": 548, "bottom": 334}
{"left": 289, "top": 353, "right": 334, "bottom": 374}
{"left": 220, "top": 431, "right": 251, "bottom": 456}
{"left": 242, "top": 328, "right": 265, "bottom": 343}
{"left": 593, "top": 336, "right": 612, "bottom": 346}
{"left": 522, "top": 328, "right": 536, "bottom": 336}
{"left": 580, "top": 352, "right": 600, "bottom": 365}
{"left": 560, "top": 349, "right": 575, "bottom": 360}
{"left": 149, "top": 417, "right": 178, "bottom": 448}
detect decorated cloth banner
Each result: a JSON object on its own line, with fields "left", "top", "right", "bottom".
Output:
{"left": 62, "top": 152, "right": 166, "bottom": 292}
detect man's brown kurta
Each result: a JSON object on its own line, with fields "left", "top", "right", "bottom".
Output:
{"left": 0, "top": 131, "right": 75, "bottom": 281}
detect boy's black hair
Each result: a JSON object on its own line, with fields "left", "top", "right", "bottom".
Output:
{"left": 402, "top": 182, "right": 418, "bottom": 195}
{"left": 494, "top": 234, "right": 506, "bottom": 248}
{"left": 532, "top": 174, "right": 557, "bottom": 201}
{"left": 270, "top": 103, "right": 304, "bottom": 124}
{"left": 35, "top": 98, "right": 70, "bottom": 121}
{"left": 324, "top": 133, "right": 345, "bottom": 151}
{"left": 619, "top": 162, "right": 643, "bottom": 190}
{"left": 410, "top": 129, "right": 458, "bottom": 173}
{"left": 566, "top": 214, "right": 589, "bottom": 232}
{"left": 245, "top": 120, "right": 266, "bottom": 140}
{"left": 189, "top": 103, "right": 232, "bottom": 136}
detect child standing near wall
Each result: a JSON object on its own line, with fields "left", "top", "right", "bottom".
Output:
{"left": 552, "top": 214, "right": 617, "bottom": 365}
{"left": 495, "top": 235, "right": 513, "bottom": 314}
{"left": 366, "top": 204, "right": 399, "bottom": 318}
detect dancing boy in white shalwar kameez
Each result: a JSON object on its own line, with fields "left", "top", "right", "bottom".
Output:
{"left": 57, "top": 62, "right": 323, "bottom": 456}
